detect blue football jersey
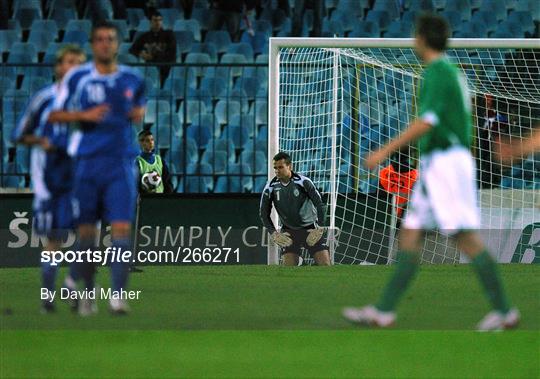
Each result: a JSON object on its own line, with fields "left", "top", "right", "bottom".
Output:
{"left": 11, "top": 83, "right": 72, "bottom": 197}
{"left": 53, "top": 62, "right": 146, "bottom": 159}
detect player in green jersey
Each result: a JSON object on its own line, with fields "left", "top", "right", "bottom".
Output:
{"left": 342, "top": 13, "right": 519, "bottom": 331}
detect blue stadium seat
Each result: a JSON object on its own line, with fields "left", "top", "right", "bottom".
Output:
{"left": 457, "top": 21, "right": 487, "bottom": 38}
{"left": 186, "top": 123, "right": 212, "bottom": 149}
{"left": 158, "top": 113, "right": 182, "bottom": 137}
{"left": 173, "top": 19, "right": 202, "bottom": 42}
{"left": 221, "top": 124, "right": 250, "bottom": 147}
{"left": 14, "top": 7, "right": 42, "bottom": 29}
{"left": 187, "top": 87, "right": 212, "bottom": 108}
{"left": 254, "top": 176, "right": 267, "bottom": 192}
{"left": 3, "top": 162, "right": 24, "bottom": 188}
{"left": 215, "top": 100, "right": 242, "bottom": 125}
{"left": 30, "top": 19, "right": 58, "bottom": 42}
{"left": 204, "top": 30, "right": 232, "bottom": 54}
{"left": 63, "top": 30, "right": 88, "bottom": 45}
{"left": 214, "top": 176, "right": 239, "bottom": 193}
{"left": 239, "top": 150, "right": 266, "bottom": 175}
{"left": 336, "top": 0, "right": 369, "bottom": 17}
{"left": 145, "top": 99, "right": 172, "bottom": 124}
{"left": 329, "top": 11, "right": 358, "bottom": 34}
{"left": 227, "top": 43, "right": 254, "bottom": 62}
{"left": 443, "top": 0, "right": 471, "bottom": 20}
{"left": 169, "top": 137, "right": 198, "bottom": 167}
{"left": 127, "top": 8, "right": 146, "bottom": 29}
{"left": 201, "top": 150, "right": 228, "bottom": 174}
{"left": 205, "top": 138, "right": 236, "bottom": 158}
{"left": 185, "top": 52, "right": 214, "bottom": 78}
{"left": 191, "top": 8, "right": 211, "bottom": 31}
{"left": 50, "top": 7, "right": 76, "bottom": 30}
{"left": 177, "top": 101, "right": 208, "bottom": 125}
{"left": 322, "top": 19, "right": 345, "bottom": 37}
{"left": 366, "top": 10, "right": 391, "bottom": 32}
{"left": 507, "top": 11, "right": 535, "bottom": 35}
{"left": 471, "top": 11, "right": 498, "bottom": 33}
{"left": 349, "top": 21, "right": 380, "bottom": 37}
{"left": 189, "top": 42, "right": 218, "bottom": 63}
{"left": 218, "top": 54, "right": 247, "bottom": 80}
{"left": 0, "top": 31, "right": 20, "bottom": 57}
{"left": 479, "top": 0, "right": 507, "bottom": 21}
{"left": 175, "top": 30, "right": 195, "bottom": 56}
{"left": 235, "top": 77, "right": 259, "bottom": 100}
{"left": 159, "top": 8, "right": 182, "bottom": 29}
{"left": 65, "top": 20, "right": 92, "bottom": 35}
{"left": 494, "top": 20, "right": 524, "bottom": 38}
{"left": 110, "top": 20, "right": 129, "bottom": 42}
{"left": 200, "top": 77, "right": 228, "bottom": 99}
{"left": 440, "top": 10, "right": 462, "bottom": 32}
{"left": 20, "top": 76, "right": 49, "bottom": 93}
{"left": 13, "top": 0, "right": 42, "bottom": 15}
{"left": 385, "top": 21, "right": 412, "bottom": 37}
{"left": 373, "top": 0, "right": 400, "bottom": 20}
{"left": 406, "top": 0, "right": 434, "bottom": 12}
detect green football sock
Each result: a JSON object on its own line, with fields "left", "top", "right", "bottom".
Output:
{"left": 376, "top": 251, "right": 420, "bottom": 312}
{"left": 471, "top": 250, "right": 510, "bottom": 313}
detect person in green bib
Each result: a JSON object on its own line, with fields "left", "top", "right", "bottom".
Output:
{"left": 342, "top": 13, "right": 518, "bottom": 331}
{"left": 136, "top": 130, "right": 174, "bottom": 194}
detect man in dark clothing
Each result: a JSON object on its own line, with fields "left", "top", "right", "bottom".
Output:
{"left": 209, "top": 0, "right": 256, "bottom": 42}
{"left": 129, "top": 11, "right": 177, "bottom": 84}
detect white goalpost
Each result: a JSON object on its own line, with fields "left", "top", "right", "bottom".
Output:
{"left": 267, "top": 38, "right": 540, "bottom": 265}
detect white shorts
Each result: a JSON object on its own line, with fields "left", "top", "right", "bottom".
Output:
{"left": 402, "top": 146, "right": 481, "bottom": 235}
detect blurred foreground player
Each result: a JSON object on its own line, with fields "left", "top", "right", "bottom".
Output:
{"left": 49, "top": 21, "right": 146, "bottom": 315}
{"left": 260, "top": 152, "right": 330, "bottom": 266}
{"left": 343, "top": 14, "right": 518, "bottom": 331}
{"left": 11, "top": 45, "right": 86, "bottom": 313}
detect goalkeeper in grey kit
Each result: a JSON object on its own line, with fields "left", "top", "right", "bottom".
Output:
{"left": 259, "top": 152, "right": 331, "bottom": 266}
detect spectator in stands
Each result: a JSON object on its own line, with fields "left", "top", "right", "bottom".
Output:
{"left": 379, "top": 149, "right": 417, "bottom": 229}
{"left": 208, "top": 0, "right": 256, "bottom": 42}
{"left": 129, "top": 10, "right": 176, "bottom": 84}
{"left": 136, "top": 130, "right": 174, "bottom": 194}
{"left": 291, "top": 0, "right": 323, "bottom": 37}
{"left": 0, "top": 0, "right": 8, "bottom": 29}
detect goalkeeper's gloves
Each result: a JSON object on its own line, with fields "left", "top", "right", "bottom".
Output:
{"left": 271, "top": 231, "right": 293, "bottom": 248}
{"left": 306, "top": 227, "right": 325, "bottom": 247}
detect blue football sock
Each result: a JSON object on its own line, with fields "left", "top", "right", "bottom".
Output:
{"left": 110, "top": 238, "right": 131, "bottom": 292}
{"left": 41, "top": 262, "right": 58, "bottom": 293}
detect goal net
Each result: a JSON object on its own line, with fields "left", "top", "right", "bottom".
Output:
{"left": 268, "top": 38, "right": 539, "bottom": 265}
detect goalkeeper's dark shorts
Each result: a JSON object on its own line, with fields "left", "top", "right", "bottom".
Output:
{"left": 281, "top": 225, "right": 328, "bottom": 256}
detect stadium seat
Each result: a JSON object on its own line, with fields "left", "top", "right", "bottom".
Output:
{"left": 30, "top": 19, "right": 58, "bottom": 42}
{"left": 239, "top": 150, "right": 266, "bottom": 175}
{"left": 0, "top": 31, "right": 20, "bottom": 57}
{"left": 254, "top": 176, "right": 267, "bottom": 192}
{"left": 173, "top": 19, "right": 202, "bottom": 42}
{"left": 495, "top": 20, "right": 524, "bottom": 38}
{"left": 218, "top": 54, "right": 247, "bottom": 79}
{"left": 479, "top": 0, "right": 507, "bottom": 21}
{"left": 110, "top": 20, "right": 129, "bottom": 42}
{"left": 177, "top": 100, "right": 207, "bottom": 125}
{"left": 191, "top": 8, "right": 211, "bottom": 31}
{"left": 471, "top": 11, "right": 499, "bottom": 33}
{"left": 185, "top": 52, "right": 214, "bottom": 78}
{"left": 159, "top": 7, "right": 182, "bottom": 29}
{"left": 204, "top": 30, "right": 232, "bottom": 54}
{"left": 65, "top": 20, "right": 92, "bottom": 35}
{"left": 205, "top": 138, "right": 236, "bottom": 158}
{"left": 507, "top": 11, "right": 535, "bottom": 35}
{"left": 440, "top": 10, "right": 462, "bottom": 33}
{"left": 227, "top": 43, "right": 254, "bottom": 62}
{"left": 63, "top": 30, "right": 88, "bottom": 45}
{"left": 189, "top": 42, "right": 218, "bottom": 63}
{"left": 407, "top": 0, "right": 434, "bottom": 12}
{"left": 13, "top": 0, "right": 42, "bottom": 15}
{"left": 14, "top": 7, "right": 42, "bottom": 29}
{"left": 127, "top": 8, "right": 146, "bottom": 29}
{"left": 373, "top": 0, "right": 400, "bottom": 20}
{"left": 221, "top": 124, "right": 250, "bottom": 148}
{"left": 20, "top": 76, "right": 49, "bottom": 93}
{"left": 443, "top": 0, "right": 471, "bottom": 21}
{"left": 187, "top": 123, "right": 212, "bottom": 149}
{"left": 328, "top": 11, "right": 358, "bottom": 34}
{"left": 200, "top": 77, "right": 228, "bottom": 99}
{"left": 175, "top": 31, "right": 195, "bottom": 56}
{"left": 201, "top": 150, "right": 228, "bottom": 174}
{"left": 458, "top": 21, "right": 488, "bottom": 38}
{"left": 50, "top": 7, "right": 76, "bottom": 30}
{"left": 215, "top": 100, "right": 241, "bottom": 125}
{"left": 169, "top": 137, "right": 198, "bottom": 167}
{"left": 366, "top": 10, "right": 391, "bottom": 32}
{"left": 349, "top": 21, "right": 381, "bottom": 38}
{"left": 336, "top": 0, "right": 369, "bottom": 18}
{"left": 3, "top": 162, "right": 24, "bottom": 188}
{"left": 145, "top": 100, "right": 172, "bottom": 124}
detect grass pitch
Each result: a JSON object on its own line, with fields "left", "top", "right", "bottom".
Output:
{"left": 1, "top": 265, "right": 539, "bottom": 378}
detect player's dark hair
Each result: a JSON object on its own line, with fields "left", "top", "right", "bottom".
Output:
{"left": 138, "top": 130, "right": 153, "bottom": 140}
{"left": 149, "top": 10, "right": 162, "bottom": 19}
{"left": 415, "top": 13, "right": 449, "bottom": 52}
{"left": 55, "top": 44, "right": 86, "bottom": 64}
{"left": 91, "top": 20, "right": 119, "bottom": 42}
{"left": 273, "top": 152, "right": 292, "bottom": 165}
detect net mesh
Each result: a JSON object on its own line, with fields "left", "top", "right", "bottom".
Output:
{"left": 276, "top": 44, "right": 539, "bottom": 264}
